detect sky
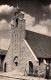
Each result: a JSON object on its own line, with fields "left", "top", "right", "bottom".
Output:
{"left": 0, "top": 0, "right": 51, "bottom": 50}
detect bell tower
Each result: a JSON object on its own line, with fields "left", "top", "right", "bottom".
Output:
{"left": 11, "top": 6, "right": 25, "bottom": 58}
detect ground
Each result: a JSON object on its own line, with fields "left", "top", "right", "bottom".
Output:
{"left": 0, "top": 72, "right": 51, "bottom": 80}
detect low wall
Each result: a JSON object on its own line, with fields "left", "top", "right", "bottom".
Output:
{"left": 37, "top": 62, "right": 46, "bottom": 78}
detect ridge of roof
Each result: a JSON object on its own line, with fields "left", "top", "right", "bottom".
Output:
{"left": 26, "top": 29, "right": 51, "bottom": 38}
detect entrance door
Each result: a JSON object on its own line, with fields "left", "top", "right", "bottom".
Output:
{"left": 4, "top": 63, "right": 7, "bottom": 72}
{"left": 45, "top": 64, "right": 50, "bottom": 79}
{"left": 29, "top": 61, "right": 33, "bottom": 73}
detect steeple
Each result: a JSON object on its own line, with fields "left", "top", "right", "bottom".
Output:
{"left": 16, "top": 4, "right": 19, "bottom": 10}
{"left": 14, "top": 4, "right": 20, "bottom": 16}
{"left": 11, "top": 5, "right": 25, "bottom": 60}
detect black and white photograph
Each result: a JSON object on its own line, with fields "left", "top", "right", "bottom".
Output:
{"left": 0, "top": 0, "right": 51, "bottom": 80}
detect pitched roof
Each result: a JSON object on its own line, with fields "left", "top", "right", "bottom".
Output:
{"left": 0, "top": 49, "right": 7, "bottom": 55}
{"left": 26, "top": 30, "right": 51, "bottom": 59}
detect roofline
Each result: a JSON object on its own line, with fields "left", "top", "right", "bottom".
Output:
{"left": 38, "top": 57, "right": 51, "bottom": 59}
{"left": 26, "top": 29, "right": 51, "bottom": 38}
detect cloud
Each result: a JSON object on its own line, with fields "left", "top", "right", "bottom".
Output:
{"left": 0, "top": 39, "right": 10, "bottom": 50}
{"left": 48, "top": 31, "right": 51, "bottom": 36}
{"left": 50, "top": 4, "right": 51, "bottom": 8}
{"left": 26, "top": 24, "right": 48, "bottom": 35}
{"left": 24, "top": 13, "right": 51, "bottom": 36}
{"left": 33, "top": 19, "right": 51, "bottom": 36}
{"left": 8, "top": 20, "right": 14, "bottom": 29}
{"left": 0, "top": 4, "right": 14, "bottom": 14}
{"left": 42, "top": 4, "right": 51, "bottom": 13}
{"left": 33, "top": 25, "right": 48, "bottom": 35}
{"left": 0, "top": 4, "right": 14, "bottom": 22}
{"left": 39, "top": 19, "right": 51, "bottom": 36}
{"left": 40, "top": 19, "right": 51, "bottom": 25}
{"left": 0, "top": 19, "right": 13, "bottom": 30}
{"left": 0, "top": 19, "right": 10, "bottom": 39}
{"left": 39, "top": 19, "right": 51, "bottom": 31}
{"left": 0, "top": 19, "right": 11, "bottom": 49}
{"left": 0, "top": 19, "right": 9, "bottom": 30}
{"left": 23, "top": 12, "right": 49, "bottom": 35}
{"left": 24, "top": 12, "right": 35, "bottom": 29}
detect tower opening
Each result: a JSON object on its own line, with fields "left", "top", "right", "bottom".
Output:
{"left": 16, "top": 18, "right": 18, "bottom": 27}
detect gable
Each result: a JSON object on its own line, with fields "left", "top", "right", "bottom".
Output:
{"left": 26, "top": 30, "right": 51, "bottom": 58}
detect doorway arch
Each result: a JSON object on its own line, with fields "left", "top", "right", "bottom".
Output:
{"left": 29, "top": 61, "right": 33, "bottom": 73}
{"left": 4, "top": 63, "right": 7, "bottom": 72}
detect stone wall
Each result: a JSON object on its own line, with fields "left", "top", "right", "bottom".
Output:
{"left": 3, "top": 44, "right": 13, "bottom": 72}
{"left": 16, "top": 40, "right": 39, "bottom": 75}
{"left": 37, "top": 62, "right": 46, "bottom": 77}
{"left": 3, "top": 39, "right": 39, "bottom": 74}
{"left": 3, "top": 11, "right": 26, "bottom": 72}
{"left": 3, "top": 9, "right": 40, "bottom": 75}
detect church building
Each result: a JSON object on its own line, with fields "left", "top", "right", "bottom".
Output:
{"left": 3, "top": 6, "right": 51, "bottom": 78}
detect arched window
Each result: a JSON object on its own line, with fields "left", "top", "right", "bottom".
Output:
{"left": 13, "top": 56, "right": 18, "bottom": 66}
{"left": 29, "top": 61, "right": 33, "bottom": 73}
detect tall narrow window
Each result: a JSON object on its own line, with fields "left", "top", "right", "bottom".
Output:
{"left": 16, "top": 18, "right": 18, "bottom": 27}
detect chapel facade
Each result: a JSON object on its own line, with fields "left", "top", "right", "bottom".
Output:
{"left": 3, "top": 6, "right": 38, "bottom": 74}
{"left": 3, "top": 6, "right": 51, "bottom": 78}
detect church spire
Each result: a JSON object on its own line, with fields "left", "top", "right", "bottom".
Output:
{"left": 14, "top": 4, "right": 20, "bottom": 16}
{"left": 16, "top": 3, "right": 19, "bottom": 9}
